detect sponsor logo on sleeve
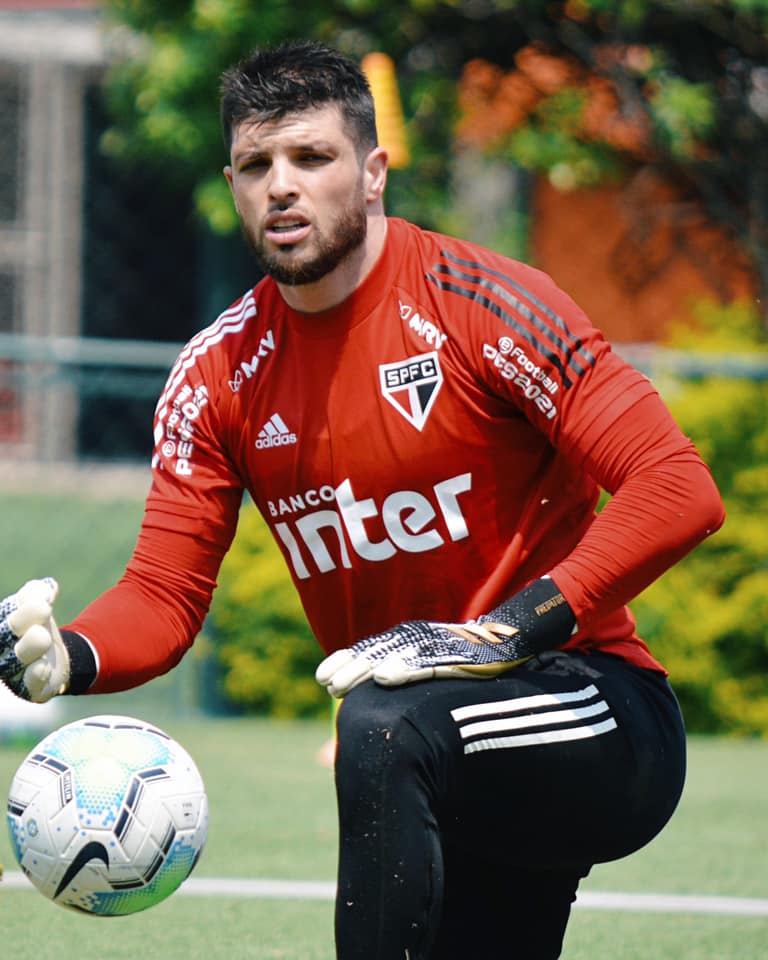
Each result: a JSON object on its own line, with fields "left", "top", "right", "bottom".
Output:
{"left": 483, "top": 338, "right": 558, "bottom": 421}
{"left": 158, "top": 383, "right": 210, "bottom": 476}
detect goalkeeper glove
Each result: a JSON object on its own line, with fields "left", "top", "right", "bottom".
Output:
{"left": 315, "top": 576, "right": 576, "bottom": 698}
{"left": 0, "top": 578, "right": 96, "bottom": 702}
{"left": 1, "top": 578, "right": 69, "bottom": 701}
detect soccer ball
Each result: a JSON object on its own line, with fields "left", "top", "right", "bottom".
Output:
{"left": 6, "top": 715, "right": 208, "bottom": 916}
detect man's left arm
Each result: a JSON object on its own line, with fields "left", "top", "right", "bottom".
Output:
{"left": 548, "top": 384, "right": 725, "bottom": 630}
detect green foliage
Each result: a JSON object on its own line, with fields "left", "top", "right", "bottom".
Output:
{"left": 649, "top": 76, "right": 717, "bottom": 158}
{"left": 207, "top": 499, "right": 327, "bottom": 718}
{"left": 507, "top": 126, "right": 623, "bottom": 191}
{"left": 632, "top": 302, "right": 768, "bottom": 736}
{"left": 98, "top": 0, "right": 768, "bottom": 299}
{"left": 98, "top": 0, "right": 460, "bottom": 233}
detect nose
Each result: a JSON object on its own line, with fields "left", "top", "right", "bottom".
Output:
{"left": 268, "top": 157, "right": 299, "bottom": 203}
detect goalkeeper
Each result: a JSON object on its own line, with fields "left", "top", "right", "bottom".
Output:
{"left": 1, "top": 40, "right": 725, "bottom": 960}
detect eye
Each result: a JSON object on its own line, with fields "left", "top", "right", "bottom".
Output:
{"left": 299, "top": 151, "right": 332, "bottom": 165}
{"left": 239, "top": 156, "right": 269, "bottom": 173}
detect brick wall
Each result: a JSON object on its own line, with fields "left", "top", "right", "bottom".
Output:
{"left": 530, "top": 170, "right": 756, "bottom": 342}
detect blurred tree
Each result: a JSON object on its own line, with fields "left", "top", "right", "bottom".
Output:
{"left": 454, "top": 1, "right": 768, "bottom": 327}
{"left": 632, "top": 302, "right": 768, "bottom": 735}
{"left": 100, "top": 0, "right": 768, "bottom": 320}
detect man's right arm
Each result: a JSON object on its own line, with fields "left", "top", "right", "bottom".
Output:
{"left": 65, "top": 480, "right": 243, "bottom": 694}
{"left": 0, "top": 479, "right": 243, "bottom": 702}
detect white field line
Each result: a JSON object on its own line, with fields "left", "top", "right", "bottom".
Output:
{"left": 3, "top": 871, "right": 768, "bottom": 916}
{"left": 575, "top": 891, "right": 768, "bottom": 916}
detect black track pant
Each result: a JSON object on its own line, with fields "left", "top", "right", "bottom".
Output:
{"left": 333, "top": 651, "right": 686, "bottom": 960}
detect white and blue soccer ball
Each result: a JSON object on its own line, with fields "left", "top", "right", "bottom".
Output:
{"left": 6, "top": 715, "right": 208, "bottom": 916}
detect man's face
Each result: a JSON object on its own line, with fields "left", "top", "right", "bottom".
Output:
{"left": 224, "top": 105, "right": 370, "bottom": 286}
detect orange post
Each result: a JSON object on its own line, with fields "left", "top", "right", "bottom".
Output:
{"left": 361, "top": 52, "right": 411, "bottom": 169}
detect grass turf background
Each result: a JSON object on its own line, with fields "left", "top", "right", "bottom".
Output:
{"left": 2, "top": 719, "right": 767, "bottom": 959}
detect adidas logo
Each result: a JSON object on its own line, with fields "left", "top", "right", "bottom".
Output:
{"left": 255, "top": 413, "right": 297, "bottom": 449}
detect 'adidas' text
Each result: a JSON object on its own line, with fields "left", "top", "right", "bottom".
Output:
{"left": 256, "top": 413, "right": 297, "bottom": 449}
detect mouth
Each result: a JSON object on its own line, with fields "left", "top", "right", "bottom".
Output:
{"left": 264, "top": 215, "right": 311, "bottom": 247}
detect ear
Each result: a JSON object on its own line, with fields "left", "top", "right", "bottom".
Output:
{"left": 363, "top": 146, "right": 388, "bottom": 204}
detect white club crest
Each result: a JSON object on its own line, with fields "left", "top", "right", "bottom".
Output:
{"left": 379, "top": 351, "right": 443, "bottom": 432}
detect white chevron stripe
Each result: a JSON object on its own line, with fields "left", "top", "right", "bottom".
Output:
{"left": 450, "top": 683, "right": 600, "bottom": 723}
{"left": 458, "top": 698, "right": 611, "bottom": 740}
{"left": 463, "top": 716, "right": 618, "bottom": 754}
{"left": 270, "top": 412, "right": 289, "bottom": 433}
{"left": 156, "top": 295, "right": 255, "bottom": 416}
{"left": 152, "top": 295, "right": 256, "bottom": 458}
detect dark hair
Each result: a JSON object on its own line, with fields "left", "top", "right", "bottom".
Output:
{"left": 220, "top": 40, "right": 378, "bottom": 156}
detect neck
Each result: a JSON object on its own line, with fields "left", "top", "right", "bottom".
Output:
{"left": 277, "top": 212, "right": 388, "bottom": 313}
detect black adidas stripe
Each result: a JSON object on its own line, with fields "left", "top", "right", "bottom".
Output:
{"left": 428, "top": 250, "right": 596, "bottom": 388}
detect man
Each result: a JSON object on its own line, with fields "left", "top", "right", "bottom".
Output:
{"left": 0, "top": 40, "right": 724, "bottom": 959}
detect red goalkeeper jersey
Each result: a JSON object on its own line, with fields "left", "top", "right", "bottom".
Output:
{"left": 70, "top": 218, "right": 724, "bottom": 692}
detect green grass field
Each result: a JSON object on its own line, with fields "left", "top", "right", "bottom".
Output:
{"left": 1, "top": 718, "right": 767, "bottom": 960}
{"left": 0, "top": 490, "right": 205, "bottom": 718}
{"left": 0, "top": 492, "right": 147, "bottom": 624}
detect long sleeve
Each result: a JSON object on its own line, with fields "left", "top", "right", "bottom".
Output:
{"left": 550, "top": 390, "right": 725, "bottom": 629}
{"left": 66, "top": 482, "right": 243, "bottom": 693}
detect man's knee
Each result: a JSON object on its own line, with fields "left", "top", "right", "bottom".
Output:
{"left": 335, "top": 682, "right": 434, "bottom": 788}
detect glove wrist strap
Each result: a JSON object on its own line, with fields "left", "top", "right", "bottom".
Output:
{"left": 482, "top": 576, "right": 576, "bottom": 657}
{"left": 61, "top": 630, "right": 97, "bottom": 694}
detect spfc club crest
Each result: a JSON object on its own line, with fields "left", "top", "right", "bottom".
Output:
{"left": 379, "top": 351, "right": 443, "bottom": 432}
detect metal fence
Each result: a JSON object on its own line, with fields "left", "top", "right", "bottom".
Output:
{"left": 2, "top": 333, "right": 768, "bottom": 468}
{"left": 0, "top": 332, "right": 179, "bottom": 463}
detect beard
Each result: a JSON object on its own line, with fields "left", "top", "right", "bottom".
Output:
{"left": 243, "top": 201, "right": 368, "bottom": 286}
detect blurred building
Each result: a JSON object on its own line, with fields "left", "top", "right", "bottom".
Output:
{"left": 456, "top": 50, "right": 758, "bottom": 343}
{"left": 529, "top": 175, "right": 756, "bottom": 344}
{"left": 0, "top": 1, "right": 250, "bottom": 468}
{"left": 0, "top": 1, "right": 106, "bottom": 460}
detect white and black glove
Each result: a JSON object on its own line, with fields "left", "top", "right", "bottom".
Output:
{"left": 0, "top": 579, "right": 96, "bottom": 702}
{"left": 316, "top": 577, "right": 576, "bottom": 698}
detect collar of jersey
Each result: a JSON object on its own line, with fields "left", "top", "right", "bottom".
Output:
{"left": 282, "top": 217, "right": 408, "bottom": 339}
